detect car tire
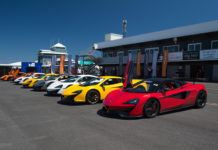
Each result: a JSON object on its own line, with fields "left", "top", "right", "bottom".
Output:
{"left": 143, "top": 98, "right": 160, "bottom": 118}
{"left": 86, "top": 90, "right": 100, "bottom": 105}
{"left": 195, "top": 90, "right": 207, "bottom": 108}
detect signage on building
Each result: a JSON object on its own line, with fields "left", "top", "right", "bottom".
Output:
{"left": 183, "top": 51, "right": 199, "bottom": 60}
{"left": 162, "top": 50, "right": 168, "bottom": 77}
{"left": 168, "top": 52, "right": 183, "bottom": 61}
{"left": 200, "top": 49, "right": 218, "bottom": 60}
{"left": 158, "top": 52, "right": 183, "bottom": 61}
{"left": 136, "top": 52, "right": 141, "bottom": 76}
{"left": 21, "top": 62, "right": 42, "bottom": 73}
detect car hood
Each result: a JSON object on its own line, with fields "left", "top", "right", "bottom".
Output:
{"left": 104, "top": 89, "right": 147, "bottom": 106}
{"left": 34, "top": 80, "right": 45, "bottom": 86}
{"left": 61, "top": 84, "right": 82, "bottom": 95}
{"left": 47, "top": 81, "right": 63, "bottom": 89}
{"left": 23, "top": 78, "right": 33, "bottom": 83}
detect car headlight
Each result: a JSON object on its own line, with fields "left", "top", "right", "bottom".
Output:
{"left": 123, "top": 98, "right": 139, "bottom": 105}
{"left": 72, "top": 90, "right": 82, "bottom": 94}
{"left": 28, "top": 80, "right": 32, "bottom": 83}
{"left": 55, "top": 85, "right": 63, "bottom": 88}
{"left": 65, "top": 84, "right": 73, "bottom": 89}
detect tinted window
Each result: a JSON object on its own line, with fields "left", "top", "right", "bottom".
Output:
{"left": 64, "top": 76, "right": 79, "bottom": 82}
{"left": 81, "top": 78, "right": 104, "bottom": 86}
{"left": 35, "top": 75, "right": 45, "bottom": 79}
{"left": 103, "top": 78, "right": 122, "bottom": 85}
{"left": 78, "top": 77, "right": 95, "bottom": 82}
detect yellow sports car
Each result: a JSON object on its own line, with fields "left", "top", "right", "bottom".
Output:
{"left": 61, "top": 76, "right": 142, "bottom": 104}
{"left": 22, "top": 73, "right": 58, "bottom": 88}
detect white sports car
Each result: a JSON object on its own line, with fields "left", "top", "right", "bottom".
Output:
{"left": 47, "top": 75, "right": 97, "bottom": 95}
{"left": 37, "top": 75, "right": 73, "bottom": 91}
{"left": 17, "top": 73, "right": 45, "bottom": 84}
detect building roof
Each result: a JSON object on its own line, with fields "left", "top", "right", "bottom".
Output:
{"left": 39, "top": 49, "right": 67, "bottom": 55}
{"left": 51, "top": 43, "right": 66, "bottom": 48}
{"left": 0, "top": 61, "right": 21, "bottom": 68}
{"left": 95, "top": 20, "right": 218, "bottom": 49}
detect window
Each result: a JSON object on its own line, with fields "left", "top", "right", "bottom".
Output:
{"left": 188, "top": 43, "right": 202, "bottom": 51}
{"left": 128, "top": 49, "right": 140, "bottom": 55}
{"left": 211, "top": 40, "right": 218, "bottom": 49}
{"left": 103, "top": 51, "right": 116, "bottom": 57}
{"left": 103, "top": 52, "right": 112, "bottom": 57}
{"left": 145, "top": 47, "right": 159, "bottom": 55}
{"left": 102, "top": 78, "right": 122, "bottom": 85}
{"left": 129, "top": 49, "right": 139, "bottom": 56}
{"left": 117, "top": 51, "right": 124, "bottom": 56}
{"left": 78, "top": 77, "right": 96, "bottom": 82}
{"left": 163, "top": 45, "right": 180, "bottom": 52}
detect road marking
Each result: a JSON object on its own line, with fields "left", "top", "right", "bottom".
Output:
{"left": 207, "top": 92, "right": 218, "bottom": 95}
{"left": 207, "top": 102, "right": 218, "bottom": 106}
{"left": 206, "top": 88, "right": 218, "bottom": 91}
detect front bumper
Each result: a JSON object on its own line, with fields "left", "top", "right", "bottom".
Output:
{"left": 47, "top": 89, "right": 60, "bottom": 95}
{"left": 60, "top": 95, "right": 77, "bottom": 103}
{"left": 22, "top": 84, "right": 29, "bottom": 88}
{"left": 33, "top": 85, "right": 43, "bottom": 91}
{"left": 102, "top": 105, "right": 135, "bottom": 117}
{"left": 57, "top": 89, "right": 64, "bottom": 95}
{"left": 41, "top": 84, "right": 48, "bottom": 91}
{"left": 14, "top": 80, "right": 20, "bottom": 84}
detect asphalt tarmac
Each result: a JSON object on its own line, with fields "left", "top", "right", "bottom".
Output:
{"left": 0, "top": 81, "right": 218, "bottom": 150}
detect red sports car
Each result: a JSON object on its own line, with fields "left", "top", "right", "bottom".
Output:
{"left": 102, "top": 78, "right": 207, "bottom": 118}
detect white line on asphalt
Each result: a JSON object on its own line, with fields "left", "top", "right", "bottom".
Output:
{"left": 207, "top": 88, "right": 218, "bottom": 91}
{"left": 207, "top": 92, "right": 218, "bottom": 95}
{"left": 207, "top": 102, "right": 218, "bottom": 106}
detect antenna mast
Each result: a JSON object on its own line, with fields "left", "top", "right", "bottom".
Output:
{"left": 122, "top": 19, "right": 127, "bottom": 38}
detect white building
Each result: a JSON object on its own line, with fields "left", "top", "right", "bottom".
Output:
{"left": 38, "top": 43, "right": 74, "bottom": 73}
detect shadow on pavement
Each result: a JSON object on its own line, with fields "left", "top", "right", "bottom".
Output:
{"left": 30, "top": 89, "right": 44, "bottom": 92}
{"left": 97, "top": 106, "right": 196, "bottom": 120}
{"left": 159, "top": 106, "right": 195, "bottom": 116}
{"left": 44, "top": 93, "right": 60, "bottom": 97}
{"left": 57, "top": 100, "right": 86, "bottom": 106}
{"left": 97, "top": 109, "right": 142, "bottom": 120}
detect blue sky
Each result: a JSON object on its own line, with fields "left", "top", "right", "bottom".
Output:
{"left": 1, "top": 0, "right": 218, "bottom": 63}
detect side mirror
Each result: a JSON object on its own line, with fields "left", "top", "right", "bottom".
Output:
{"left": 159, "top": 89, "right": 166, "bottom": 95}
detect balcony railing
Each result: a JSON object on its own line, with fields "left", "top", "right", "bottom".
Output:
{"left": 100, "top": 49, "right": 218, "bottom": 65}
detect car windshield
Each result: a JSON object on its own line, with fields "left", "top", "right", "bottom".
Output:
{"left": 81, "top": 78, "right": 104, "bottom": 86}
{"left": 44, "top": 75, "right": 57, "bottom": 80}
{"left": 35, "top": 75, "right": 45, "bottom": 79}
{"left": 63, "top": 76, "right": 79, "bottom": 82}
{"left": 124, "top": 80, "right": 159, "bottom": 93}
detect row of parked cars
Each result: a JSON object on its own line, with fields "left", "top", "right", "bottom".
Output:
{"left": 1, "top": 72, "right": 207, "bottom": 118}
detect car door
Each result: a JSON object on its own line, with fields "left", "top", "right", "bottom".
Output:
{"left": 100, "top": 78, "right": 123, "bottom": 99}
{"left": 159, "top": 80, "right": 191, "bottom": 111}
